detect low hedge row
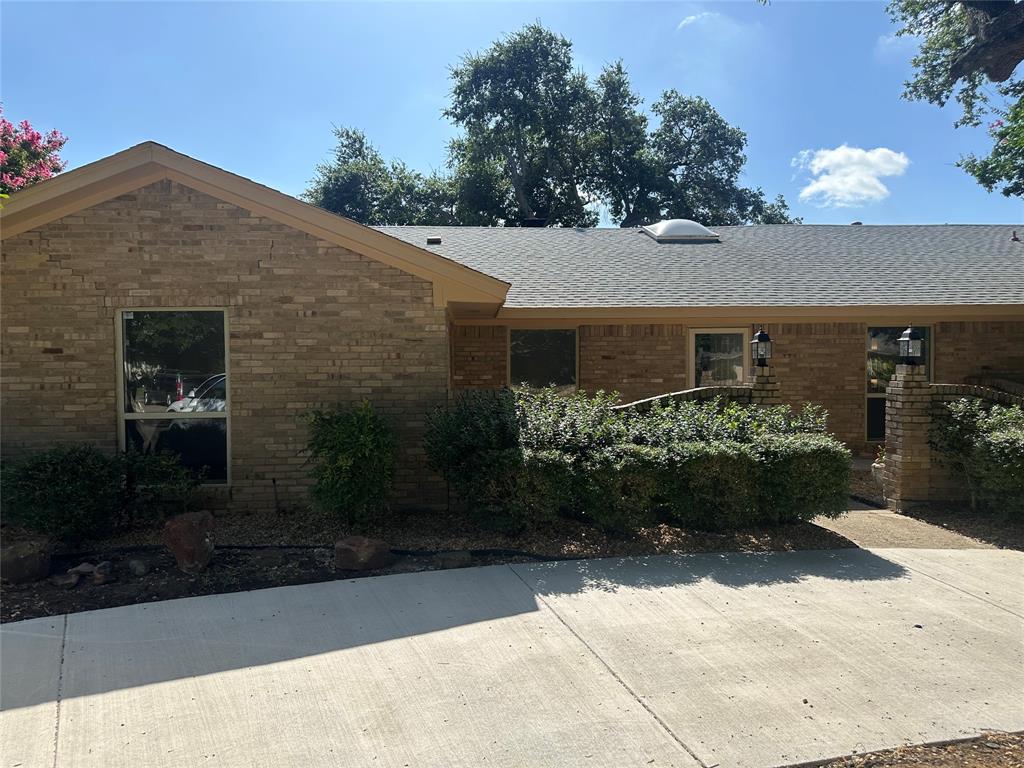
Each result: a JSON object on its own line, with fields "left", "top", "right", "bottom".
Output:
{"left": 931, "top": 398, "right": 1024, "bottom": 516}
{"left": 425, "top": 389, "right": 851, "bottom": 533}
{"left": 1, "top": 445, "right": 202, "bottom": 542}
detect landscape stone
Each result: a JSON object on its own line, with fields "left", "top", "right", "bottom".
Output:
{"left": 0, "top": 539, "right": 52, "bottom": 584}
{"left": 92, "top": 561, "right": 116, "bottom": 585}
{"left": 127, "top": 558, "right": 151, "bottom": 577}
{"left": 164, "top": 511, "right": 215, "bottom": 574}
{"left": 334, "top": 536, "right": 396, "bottom": 571}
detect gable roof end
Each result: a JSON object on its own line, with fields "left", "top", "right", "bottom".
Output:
{"left": 0, "top": 142, "right": 510, "bottom": 307}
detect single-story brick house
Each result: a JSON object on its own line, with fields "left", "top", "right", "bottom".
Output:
{"left": 3, "top": 142, "right": 1023, "bottom": 511}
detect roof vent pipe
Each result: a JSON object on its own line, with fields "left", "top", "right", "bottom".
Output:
{"left": 521, "top": 216, "right": 547, "bottom": 228}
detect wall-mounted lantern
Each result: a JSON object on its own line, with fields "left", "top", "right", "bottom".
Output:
{"left": 751, "top": 326, "right": 773, "bottom": 368}
{"left": 898, "top": 325, "right": 923, "bottom": 365}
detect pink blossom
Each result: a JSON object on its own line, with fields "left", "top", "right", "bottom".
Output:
{"left": 0, "top": 105, "right": 67, "bottom": 195}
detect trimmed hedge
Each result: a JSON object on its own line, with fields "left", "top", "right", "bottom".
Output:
{"left": 931, "top": 398, "right": 1024, "bottom": 516}
{"left": 425, "top": 389, "right": 851, "bottom": 533}
{"left": 1, "top": 445, "right": 201, "bottom": 542}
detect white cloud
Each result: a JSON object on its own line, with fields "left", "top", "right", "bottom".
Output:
{"left": 677, "top": 11, "right": 718, "bottom": 29}
{"left": 793, "top": 145, "right": 910, "bottom": 207}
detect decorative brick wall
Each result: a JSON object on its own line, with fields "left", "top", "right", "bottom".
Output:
{"left": 579, "top": 324, "right": 688, "bottom": 402}
{"left": 449, "top": 325, "right": 507, "bottom": 389}
{"left": 882, "top": 377, "right": 1024, "bottom": 509}
{"left": 881, "top": 364, "right": 932, "bottom": 508}
{"left": 1, "top": 180, "right": 450, "bottom": 512}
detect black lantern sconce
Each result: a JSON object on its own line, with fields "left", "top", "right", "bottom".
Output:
{"left": 898, "top": 325, "right": 923, "bottom": 365}
{"left": 751, "top": 326, "right": 773, "bottom": 368}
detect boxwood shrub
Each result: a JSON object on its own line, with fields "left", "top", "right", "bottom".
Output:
{"left": 425, "top": 389, "right": 851, "bottom": 533}
{"left": 931, "top": 398, "right": 1024, "bottom": 516}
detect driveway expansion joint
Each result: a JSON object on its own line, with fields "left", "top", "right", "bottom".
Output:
{"left": 51, "top": 613, "right": 69, "bottom": 768}
{"left": 507, "top": 565, "right": 712, "bottom": 768}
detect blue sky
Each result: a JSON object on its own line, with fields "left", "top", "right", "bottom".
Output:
{"left": 3, "top": 1, "right": 1021, "bottom": 224}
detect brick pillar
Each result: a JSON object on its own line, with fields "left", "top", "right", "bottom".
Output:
{"left": 750, "top": 364, "right": 780, "bottom": 406}
{"left": 882, "top": 363, "right": 931, "bottom": 509}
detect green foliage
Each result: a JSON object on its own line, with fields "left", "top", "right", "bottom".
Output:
{"left": 887, "top": 1, "right": 1023, "bottom": 195}
{"left": 931, "top": 398, "right": 1024, "bottom": 515}
{"left": 1, "top": 445, "right": 201, "bottom": 542}
{"left": 425, "top": 390, "right": 849, "bottom": 534}
{"left": 307, "top": 23, "right": 797, "bottom": 227}
{"left": 958, "top": 81, "right": 1024, "bottom": 198}
{"left": 304, "top": 401, "right": 395, "bottom": 525}
{"left": 304, "top": 127, "right": 458, "bottom": 225}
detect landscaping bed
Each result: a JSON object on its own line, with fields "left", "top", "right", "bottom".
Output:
{"left": 818, "top": 731, "right": 1023, "bottom": 768}
{"left": 1, "top": 509, "right": 854, "bottom": 623}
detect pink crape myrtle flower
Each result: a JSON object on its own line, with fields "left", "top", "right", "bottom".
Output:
{"left": 0, "top": 105, "right": 68, "bottom": 196}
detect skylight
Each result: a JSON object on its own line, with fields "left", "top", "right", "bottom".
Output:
{"left": 642, "top": 219, "right": 720, "bottom": 243}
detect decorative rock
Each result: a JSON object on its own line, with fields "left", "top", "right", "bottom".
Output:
{"left": 0, "top": 539, "right": 52, "bottom": 584}
{"left": 92, "top": 561, "right": 116, "bottom": 585}
{"left": 334, "top": 536, "right": 396, "bottom": 571}
{"left": 164, "top": 511, "right": 215, "bottom": 574}
{"left": 67, "top": 562, "right": 96, "bottom": 576}
{"left": 49, "top": 572, "right": 81, "bottom": 589}
{"left": 433, "top": 550, "right": 473, "bottom": 570}
{"left": 127, "top": 558, "right": 151, "bottom": 577}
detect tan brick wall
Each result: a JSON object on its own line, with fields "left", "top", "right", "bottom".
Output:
{"left": 764, "top": 322, "right": 868, "bottom": 453}
{"left": 450, "top": 325, "right": 507, "bottom": 388}
{"left": 1, "top": 180, "right": 449, "bottom": 511}
{"left": 933, "top": 320, "right": 1024, "bottom": 383}
{"left": 579, "top": 324, "right": 688, "bottom": 402}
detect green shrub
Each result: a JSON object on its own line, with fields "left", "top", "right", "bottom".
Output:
{"left": 1, "top": 445, "right": 123, "bottom": 541}
{"left": 304, "top": 401, "right": 395, "bottom": 525}
{"left": 424, "top": 389, "right": 523, "bottom": 530}
{"left": 425, "top": 389, "right": 851, "bottom": 534}
{"left": 0, "top": 445, "right": 202, "bottom": 542}
{"left": 931, "top": 399, "right": 1024, "bottom": 515}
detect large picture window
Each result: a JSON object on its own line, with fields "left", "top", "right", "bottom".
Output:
{"left": 117, "top": 309, "right": 229, "bottom": 483}
{"left": 509, "top": 329, "right": 577, "bottom": 390}
{"left": 690, "top": 329, "right": 749, "bottom": 388}
{"left": 866, "top": 326, "right": 931, "bottom": 441}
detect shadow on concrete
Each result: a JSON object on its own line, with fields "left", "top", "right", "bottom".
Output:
{"left": 515, "top": 548, "right": 909, "bottom": 597}
{"left": 1, "top": 549, "right": 908, "bottom": 712}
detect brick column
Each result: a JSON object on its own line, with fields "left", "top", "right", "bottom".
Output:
{"left": 882, "top": 363, "right": 931, "bottom": 509}
{"left": 750, "top": 365, "right": 780, "bottom": 406}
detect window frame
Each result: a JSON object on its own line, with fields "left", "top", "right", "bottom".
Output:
{"left": 688, "top": 327, "right": 751, "bottom": 389}
{"left": 864, "top": 324, "right": 933, "bottom": 443}
{"left": 506, "top": 326, "right": 580, "bottom": 391}
{"left": 114, "top": 308, "right": 232, "bottom": 486}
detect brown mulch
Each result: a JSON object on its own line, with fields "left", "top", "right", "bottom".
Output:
{"left": 899, "top": 505, "right": 1024, "bottom": 551}
{"left": 1, "top": 508, "right": 855, "bottom": 624}
{"left": 850, "top": 465, "right": 885, "bottom": 508}
{"left": 817, "top": 731, "right": 1024, "bottom": 767}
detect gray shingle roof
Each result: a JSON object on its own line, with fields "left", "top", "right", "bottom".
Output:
{"left": 374, "top": 224, "right": 1024, "bottom": 308}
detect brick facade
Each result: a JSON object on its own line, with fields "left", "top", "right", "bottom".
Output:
{"left": 933, "top": 321, "right": 1024, "bottom": 383}
{"left": 578, "top": 324, "right": 688, "bottom": 403}
{"left": 1, "top": 180, "right": 450, "bottom": 511}
{"left": 450, "top": 325, "right": 507, "bottom": 388}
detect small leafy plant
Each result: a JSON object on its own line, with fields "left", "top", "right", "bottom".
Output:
{"left": 931, "top": 398, "right": 1024, "bottom": 515}
{"left": 304, "top": 401, "right": 395, "bottom": 526}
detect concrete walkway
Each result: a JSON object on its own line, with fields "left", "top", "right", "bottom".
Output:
{"left": 814, "top": 501, "right": 996, "bottom": 550}
{"left": 2, "top": 547, "right": 1022, "bottom": 768}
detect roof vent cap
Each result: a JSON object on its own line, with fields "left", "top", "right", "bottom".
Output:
{"left": 642, "top": 219, "right": 720, "bottom": 243}
{"left": 426, "top": 236, "right": 442, "bottom": 245}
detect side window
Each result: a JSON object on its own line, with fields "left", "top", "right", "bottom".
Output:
{"left": 692, "top": 330, "right": 747, "bottom": 388}
{"left": 119, "top": 310, "right": 229, "bottom": 483}
{"left": 509, "top": 329, "right": 577, "bottom": 391}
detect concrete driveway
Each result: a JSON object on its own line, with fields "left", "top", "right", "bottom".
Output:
{"left": 3, "top": 547, "right": 1022, "bottom": 768}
